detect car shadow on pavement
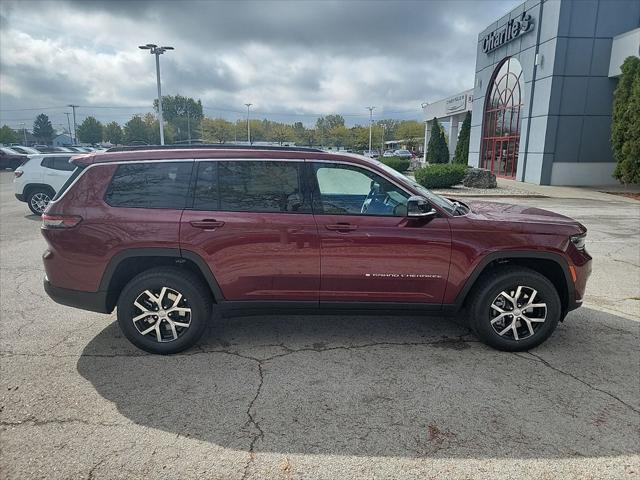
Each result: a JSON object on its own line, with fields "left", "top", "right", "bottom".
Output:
{"left": 24, "top": 214, "right": 40, "bottom": 221}
{"left": 77, "top": 307, "right": 639, "bottom": 458}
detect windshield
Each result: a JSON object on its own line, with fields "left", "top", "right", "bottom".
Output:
{"left": 371, "top": 159, "right": 457, "bottom": 214}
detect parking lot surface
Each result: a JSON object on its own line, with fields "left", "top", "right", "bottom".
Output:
{"left": 1, "top": 171, "right": 638, "bottom": 479}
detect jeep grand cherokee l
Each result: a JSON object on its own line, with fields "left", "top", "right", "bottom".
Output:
{"left": 41, "top": 146, "right": 592, "bottom": 354}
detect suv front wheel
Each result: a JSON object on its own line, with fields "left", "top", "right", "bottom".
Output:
{"left": 468, "top": 266, "right": 561, "bottom": 351}
{"left": 116, "top": 267, "right": 212, "bottom": 354}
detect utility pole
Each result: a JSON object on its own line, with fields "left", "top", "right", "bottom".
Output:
{"left": 19, "top": 122, "right": 26, "bottom": 144}
{"left": 139, "top": 44, "right": 174, "bottom": 145}
{"left": 64, "top": 113, "right": 72, "bottom": 138}
{"left": 244, "top": 103, "right": 252, "bottom": 144}
{"left": 366, "top": 106, "right": 375, "bottom": 155}
{"left": 67, "top": 105, "right": 78, "bottom": 144}
{"left": 186, "top": 103, "right": 191, "bottom": 145}
{"left": 421, "top": 102, "right": 428, "bottom": 164}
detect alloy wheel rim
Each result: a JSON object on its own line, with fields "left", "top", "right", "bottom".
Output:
{"left": 31, "top": 192, "right": 50, "bottom": 213}
{"left": 489, "top": 286, "right": 547, "bottom": 341}
{"left": 132, "top": 287, "right": 192, "bottom": 343}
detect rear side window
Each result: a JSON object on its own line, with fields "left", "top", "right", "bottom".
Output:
{"left": 105, "top": 162, "right": 193, "bottom": 209}
{"left": 41, "top": 156, "right": 74, "bottom": 171}
{"left": 52, "top": 166, "right": 86, "bottom": 201}
{"left": 193, "top": 160, "right": 309, "bottom": 213}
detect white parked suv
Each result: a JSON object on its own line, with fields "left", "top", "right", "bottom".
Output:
{"left": 14, "top": 154, "right": 76, "bottom": 214}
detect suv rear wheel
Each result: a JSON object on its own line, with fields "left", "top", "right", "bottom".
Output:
{"left": 27, "top": 187, "right": 54, "bottom": 215}
{"left": 116, "top": 267, "right": 212, "bottom": 354}
{"left": 468, "top": 266, "right": 561, "bottom": 351}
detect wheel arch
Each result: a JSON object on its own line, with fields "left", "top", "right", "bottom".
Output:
{"left": 24, "top": 183, "right": 56, "bottom": 198}
{"left": 455, "top": 251, "right": 573, "bottom": 316}
{"left": 100, "top": 248, "right": 224, "bottom": 313}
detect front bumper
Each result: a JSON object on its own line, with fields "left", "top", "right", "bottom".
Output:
{"left": 44, "top": 277, "right": 110, "bottom": 314}
{"left": 15, "top": 193, "right": 25, "bottom": 202}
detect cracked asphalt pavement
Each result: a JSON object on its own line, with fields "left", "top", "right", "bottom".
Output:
{"left": 1, "top": 171, "right": 639, "bottom": 479}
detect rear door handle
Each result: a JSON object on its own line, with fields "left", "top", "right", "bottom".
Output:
{"left": 190, "top": 219, "right": 225, "bottom": 229}
{"left": 325, "top": 223, "right": 357, "bottom": 232}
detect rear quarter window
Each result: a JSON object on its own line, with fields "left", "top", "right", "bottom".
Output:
{"left": 105, "top": 161, "right": 193, "bottom": 209}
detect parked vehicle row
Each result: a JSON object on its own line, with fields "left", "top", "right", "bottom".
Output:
{"left": 40, "top": 145, "right": 592, "bottom": 355}
{"left": 1, "top": 145, "right": 100, "bottom": 171}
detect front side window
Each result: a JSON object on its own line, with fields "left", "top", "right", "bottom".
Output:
{"left": 105, "top": 161, "right": 193, "bottom": 209}
{"left": 312, "top": 163, "right": 409, "bottom": 216}
{"left": 193, "top": 160, "right": 309, "bottom": 213}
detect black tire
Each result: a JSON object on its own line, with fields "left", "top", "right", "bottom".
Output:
{"left": 116, "top": 267, "right": 212, "bottom": 354}
{"left": 26, "top": 188, "right": 54, "bottom": 215}
{"left": 468, "top": 266, "right": 561, "bottom": 351}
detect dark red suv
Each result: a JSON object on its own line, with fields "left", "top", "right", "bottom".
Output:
{"left": 41, "top": 146, "right": 591, "bottom": 354}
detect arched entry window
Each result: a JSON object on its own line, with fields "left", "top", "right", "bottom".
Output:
{"left": 481, "top": 57, "right": 524, "bottom": 179}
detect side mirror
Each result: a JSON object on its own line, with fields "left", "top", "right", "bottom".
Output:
{"left": 407, "top": 195, "right": 437, "bottom": 218}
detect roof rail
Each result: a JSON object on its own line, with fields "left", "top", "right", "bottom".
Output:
{"left": 106, "top": 144, "right": 324, "bottom": 153}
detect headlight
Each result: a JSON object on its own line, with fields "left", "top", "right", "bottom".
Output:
{"left": 570, "top": 233, "right": 586, "bottom": 250}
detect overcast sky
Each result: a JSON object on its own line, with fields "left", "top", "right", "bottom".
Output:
{"left": 0, "top": 0, "right": 519, "bottom": 130}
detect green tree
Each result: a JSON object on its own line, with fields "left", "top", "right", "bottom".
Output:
{"left": 153, "top": 94, "right": 204, "bottom": 142}
{"left": 330, "top": 125, "right": 351, "bottom": 149}
{"left": 77, "top": 116, "right": 104, "bottom": 144}
{"left": 33, "top": 113, "right": 54, "bottom": 144}
{"left": 396, "top": 120, "right": 424, "bottom": 151}
{"left": 202, "top": 118, "right": 234, "bottom": 143}
{"left": 123, "top": 115, "right": 149, "bottom": 144}
{"left": 103, "top": 121, "right": 123, "bottom": 145}
{"left": 143, "top": 113, "right": 175, "bottom": 145}
{"left": 612, "top": 56, "right": 640, "bottom": 184}
{"left": 453, "top": 111, "right": 471, "bottom": 165}
{"left": 271, "top": 123, "right": 294, "bottom": 145}
{"left": 426, "top": 117, "right": 449, "bottom": 164}
{"left": 0, "top": 125, "right": 17, "bottom": 144}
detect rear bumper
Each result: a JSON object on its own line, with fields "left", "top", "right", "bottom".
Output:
{"left": 15, "top": 193, "right": 25, "bottom": 202}
{"left": 44, "top": 277, "right": 110, "bottom": 314}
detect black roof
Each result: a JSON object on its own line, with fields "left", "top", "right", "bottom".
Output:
{"left": 106, "top": 144, "right": 323, "bottom": 153}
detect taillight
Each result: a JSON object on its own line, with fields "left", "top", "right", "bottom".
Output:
{"left": 14, "top": 170, "right": 23, "bottom": 177}
{"left": 41, "top": 214, "right": 82, "bottom": 229}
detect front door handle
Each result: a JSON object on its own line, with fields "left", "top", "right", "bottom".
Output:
{"left": 325, "top": 223, "right": 357, "bottom": 232}
{"left": 190, "top": 219, "right": 225, "bottom": 229}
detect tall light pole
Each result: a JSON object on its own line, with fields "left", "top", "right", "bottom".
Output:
{"left": 244, "top": 103, "right": 252, "bottom": 144}
{"left": 67, "top": 105, "right": 78, "bottom": 144}
{"left": 139, "top": 43, "right": 174, "bottom": 145}
{"left": 421, "top": 102, "right": 428, "bottom": 164}
{"left": 64, "top": 113, "right": 72, "bottom": 138}
{"left": 366, "top": 106, "right": 375, "bottom": 155}
{"left": 19, "top": 122, "right": 26, "bottom": 144}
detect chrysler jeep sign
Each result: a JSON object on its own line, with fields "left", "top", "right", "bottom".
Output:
{"left": 482, "top": 12, "right": 533, "bottom": 53}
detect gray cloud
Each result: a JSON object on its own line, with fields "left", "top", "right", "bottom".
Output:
{"left": 0, "top": 0, "right": 519, "bottom": 128}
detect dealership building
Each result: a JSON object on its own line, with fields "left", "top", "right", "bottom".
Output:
{"left": 423, "top": 0, "right": 640, "bottom": 185}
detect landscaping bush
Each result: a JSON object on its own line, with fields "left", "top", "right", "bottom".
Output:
{"left": 612, "top": 56, "right": 640, "bottom": 184}
{"left": 381, "top": 156, "right": 410, "bottom": 172}
{"left": 414, "top": 163, "right": 467, "bottom": 189}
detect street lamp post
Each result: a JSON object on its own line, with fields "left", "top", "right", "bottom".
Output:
{"left": 19, "top": 122, "right": 26, "bottom": 144}
{"left": 366, "top": 106, "right": 375, "bottom": 155}
{"left": 421, "top": 102, "right": 428, "bottom": 164}
{"left": 67, "top": 105, "right": 78, "bottom": 144}
{"left": 139, "top": 44, "right": 174, "bottom": 145}
{"left": 244, "top": 103, "right": 252, "bottom": 144}
{"left": 64, "top": 113, "right": 72, "bottom": 140}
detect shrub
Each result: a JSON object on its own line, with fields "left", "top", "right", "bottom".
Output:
{"left": 612, "top": 56, "right": 640, "bottom": 184}
{"left": 426, "top": 117, "right": 449, "bottom": 164}
{"left": 381, "top": 156, "right": 410, "bottom": 172}
{"left": 453, "top": 111, "right": 471, "bottom": 164}
{"left": 414, "top": 163, "right": 467, "bottom": 189}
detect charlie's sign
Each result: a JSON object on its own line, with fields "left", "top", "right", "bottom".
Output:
{"left": 482, "top": 12, "right": 533, "bottom": 54}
